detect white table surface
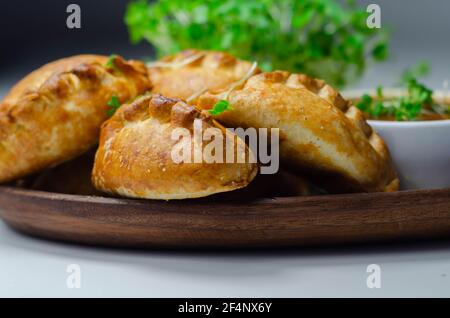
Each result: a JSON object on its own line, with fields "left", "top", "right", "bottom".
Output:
{"left": 1, "top": 220, "right": 450, "bottom": 298}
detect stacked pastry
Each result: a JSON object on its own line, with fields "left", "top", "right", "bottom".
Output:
{"left": 0, "top": 55, "right": 150, "bottom": 182}
{"left": 0, "top": 50, "right": 399, "bottom": 200}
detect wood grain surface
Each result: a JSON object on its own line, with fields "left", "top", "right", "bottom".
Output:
{"left": 0, "top": 186, "right": 449, "bottom": 248}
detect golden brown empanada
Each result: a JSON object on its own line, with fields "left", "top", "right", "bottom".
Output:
{"left": 196, "top": 71, "right": 399, "bottom": 193}
{"left": 0, "top": 55, "right": 151, "bottom": 183}
{"left": 149, "top": 49, "right": 260, "bottom": 100}
{"left": 92, "top": 94, "right": 258, "bottom": 200}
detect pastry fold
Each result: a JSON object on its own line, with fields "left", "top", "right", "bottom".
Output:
{"left": 92, "top": 94, "right": 258, "bottom": 200}
{"left": 0, "top": 55, "right": 151, "bottom": 183}
{"left": 149, "top": 49, "right": 259, "bottom": 100}
{"left": 196, "top": 71, "right": 399, "bottom": 193}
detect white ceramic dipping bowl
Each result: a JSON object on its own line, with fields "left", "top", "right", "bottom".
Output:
{"left": 344, "top": 89, "right": 450, "bottom": 190}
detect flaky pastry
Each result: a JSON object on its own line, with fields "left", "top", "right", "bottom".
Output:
{"left": 196, "top": 71, "right": 399, "bottom": 193}
{"left": 0, "top": 55, "right": 151, "bottom": 183}
{"left": 148, "top": 49, "right": 260, "bottom": 100}
{"left": 92, "top": 94, "right": 258, "bottom": 200}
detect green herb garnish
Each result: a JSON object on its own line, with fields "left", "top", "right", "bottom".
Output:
{"left": 209, "top": 100, "right": 233, "bottom": 116}
{"left": 356, "top": 61, "right": 444, "bottom": 121}
{"left": 125, "top": 0, "right": 389, "bottom": 87}
{"left": 106, "top": 54, "right": 119, "bottom": 70}
{"left": 400, "top": 60, "right": 430, "bottom": 85}
{"left": 357, "top": 79, "right": 434, "bottom": 121}
{"left": 106, "top": 95, "right": 121, "bottom": 117}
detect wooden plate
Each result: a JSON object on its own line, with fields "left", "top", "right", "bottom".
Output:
{"left": 0, "top": 185, "right": 449, "bottom": 248}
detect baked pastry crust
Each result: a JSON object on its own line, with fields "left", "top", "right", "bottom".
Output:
{"left": 92, "top": 94, "right": 258, "bottom": 200}
{"left": 149, "top": 49, "right": 260, "bottom": 100}
{"left": 0, "top": 55, "right": 151, "bottom": 183}
{"left": 196, "top": 71, "right": 399, "bottom": 193}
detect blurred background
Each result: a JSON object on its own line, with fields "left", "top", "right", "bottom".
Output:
{"left": 0, "top": 0, "right": 449, "bottom": 96}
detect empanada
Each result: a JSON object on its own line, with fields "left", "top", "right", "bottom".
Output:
{"left": 92, "top": 94, "right": 258, "bottom": 200}
{"left": 0, "top": 55, "right": 151, "bottom": 183}
{"left": 196, "top": 71, "right": 399, "bottom": 193}
{"left": 149, "top": 50, "right": 260, "bottom": 100}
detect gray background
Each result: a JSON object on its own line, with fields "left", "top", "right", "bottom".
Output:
{"left": 1, "top": 0, "right": 449, "bottom": 92}
{"left": 0, "top": 0, "right": 449, "bottom": 297}
{"left": 356, "top": 0, "right": 450, "bottom": 89}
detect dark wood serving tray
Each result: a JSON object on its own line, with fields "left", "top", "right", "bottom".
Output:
{"left": 0, "top": 185, "right": 449, "bottom": 248}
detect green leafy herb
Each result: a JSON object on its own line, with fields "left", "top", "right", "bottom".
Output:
{"left": 106, "top": 95, "right": 121, "bottom": 117}
{"left": 125, "top": 0, "right": 389, "bottom": 87}
{"left": 106, "top": 54, "right": 119, "bottom": 70}
{"left": 357, "top": 79, "right": 435, "bottom": 121}
{"left": 209, "top": 100, "right": 233, "bottom": 116}
{"left": 400, "top": 60, "right": 430, "bottom": 84}
{"left": 376, "top": 85, "right": 383, "bottom": 98}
